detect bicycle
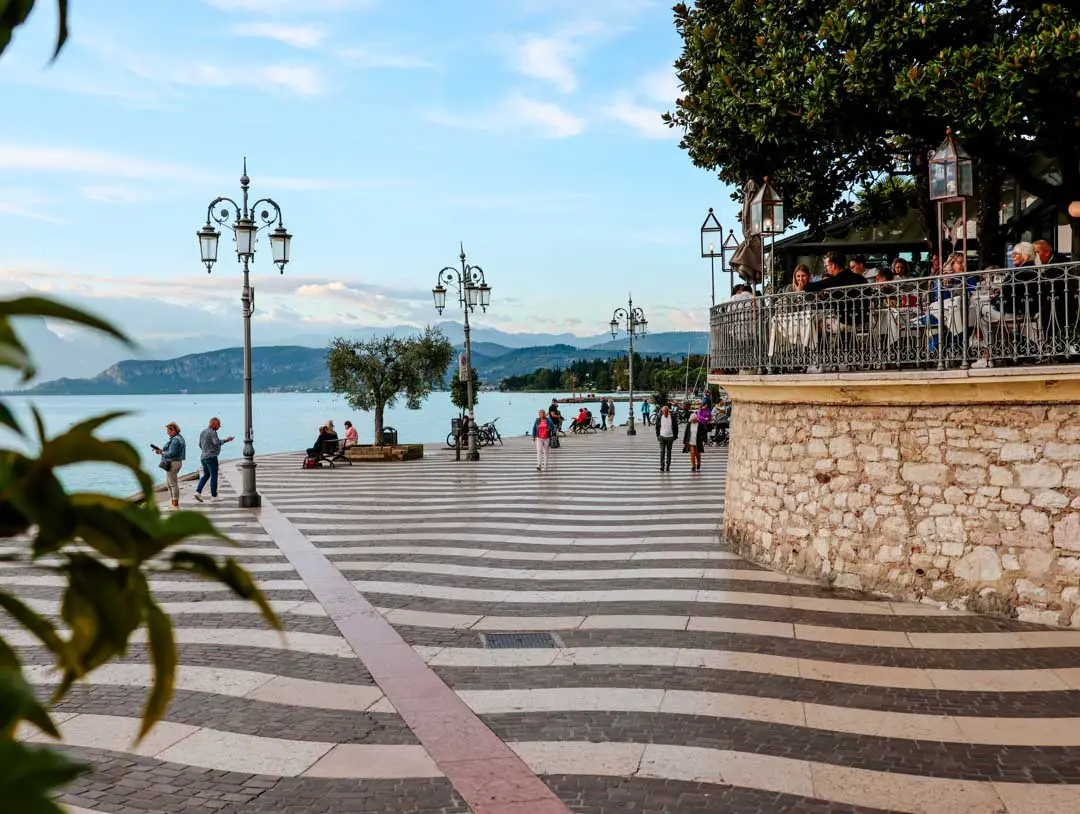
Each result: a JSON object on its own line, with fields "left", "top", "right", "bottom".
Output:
{"left": 477, "top": 417, "right": 503, "bottom": 446}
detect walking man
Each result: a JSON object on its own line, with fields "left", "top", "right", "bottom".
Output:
{"left": 655, "top": 404, "right": 679, "bottom": 472}
{"left": 194, "top": 417, "right": 234, "bottom": 503}
{"left": 599, "top": 397, "right": 609, "bottom": 430}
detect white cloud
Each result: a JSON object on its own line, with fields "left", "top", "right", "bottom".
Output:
{"left": 80, "top": 185, "right": 153, "bottom": 204}
{"left": 0, "top": 143, "right": 201, "bottom": 181}
{"left": 604, "top": 94, "right": 673, "bottom": 140}
{"left": 427, "top": 94, "right": 584, "bottom": 139}
{"left": 231, "top": 22, "right": 327, "bottom": 49}
{"left": 516, "top": 34, "right": 579, "bottom": 93}
{"left": 0, "top": 188, "right": 61, "bottom": 222}
{"left": 604, "top": 66, "right": 682, "bottom": 140}
{"left": 337, "top": 46, "right": 435, "bottom": 70}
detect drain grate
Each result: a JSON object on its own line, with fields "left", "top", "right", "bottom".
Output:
{"left": 481, "top": 632, "right": 561, "bottom": 649}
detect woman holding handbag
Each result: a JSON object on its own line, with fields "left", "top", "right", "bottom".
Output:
{"left": 682, "top": 413, "right": 706, "bottom": 472}
{"left": 151, "top": 421, "right": 187, "bottom": 509}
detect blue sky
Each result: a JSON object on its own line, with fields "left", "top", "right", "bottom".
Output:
{"left": 0, "top": 0, "right": 742, "bottom": 346}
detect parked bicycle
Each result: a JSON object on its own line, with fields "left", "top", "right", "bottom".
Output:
{"left": 477, "top": 417, "right": 502, "bottom": 446}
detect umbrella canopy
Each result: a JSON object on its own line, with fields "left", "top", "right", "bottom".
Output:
{"left": 730, "top": 180, "right": 764, "bottom": 285}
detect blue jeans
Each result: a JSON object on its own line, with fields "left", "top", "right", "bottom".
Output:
{"left": 196, "top": 456, "right": 219, "bottom": 497}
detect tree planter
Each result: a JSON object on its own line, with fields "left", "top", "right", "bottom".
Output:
{"left": 345, "top": 443, "right": 424, "bottom": 462}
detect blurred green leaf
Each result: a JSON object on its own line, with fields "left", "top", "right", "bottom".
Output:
{"left": 0, "top": 591, "right": 71, "bottom": 663}
{"left": 140, "top": 600, "right": 175, "bottom": 740}
{"left": 0, "top": 740, "right": 88, "bottom": 814}
{"left": 0, "top": 402, "right": 20, "bottom": 435}
{"left": 170, "top": 551, "right": 282, "bottom": 631}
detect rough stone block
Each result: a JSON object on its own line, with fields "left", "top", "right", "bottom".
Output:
{"left": 1001, "top": 488, "right": 1032, "bottom": 506}
{"left": 1053, "top": 513, "right": 1080, "bottom": 552}
{"left": 1016, "top": 463, "right": 1064, "bottom": 489}
{"left": 1015, "top": 578, "right": 1051, "bottom": 603}
{"left": 954, "top": 546, "right": 1002, "bottom": 582}
{"left": 989, "top": 466, "right": 1014, "bottom": 487}
{"left": 901, "top": 462, "right": 948, "bottom": 486}
{"left": 1021, "top": 507, "right": 1051, "bottom": 533}
{"left": 1032, "top": 490, "right": 1070, "bottom": 511}
{"left": 999, "top": 442, "right": 1036, "bottom": 462}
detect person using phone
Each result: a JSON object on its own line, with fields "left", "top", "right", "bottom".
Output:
{"left": 194, "top": 417, "right": 234, "bottom": 503}
{"left": 156, "top": 422, "right": 186, "bottom": 509}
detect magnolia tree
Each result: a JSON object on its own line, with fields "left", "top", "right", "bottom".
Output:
{"left": 326, "top": 328, "right": 454, "bottom": 442}
{"left": 666, "top": 0, "right": 1080, "bottom": 264}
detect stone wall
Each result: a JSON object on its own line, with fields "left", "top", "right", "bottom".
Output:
{"left": 725, "top": 402, "right": 1080, "bottom": 626}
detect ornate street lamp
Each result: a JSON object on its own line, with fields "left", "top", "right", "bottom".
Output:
{"left": 701, "top": 208, "right": 723, "bottom": 308}
{"left": 433, "top": 245, "right": 490, "bottom": 461}
{"left": 929, "top": 127, "right": 974, "bottom": 266}
{"left": 749, "top": 178, "right": 784, "bottom": 292}
{"left": 609, "top": 295, "right": 647, "bottom": 436}
{"left": 197, "top": 159, "right": 291, "bottom": 509}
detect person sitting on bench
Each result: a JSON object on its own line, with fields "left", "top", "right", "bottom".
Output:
{"left": 307, "top": 425, "right": 337, "bottom": 457}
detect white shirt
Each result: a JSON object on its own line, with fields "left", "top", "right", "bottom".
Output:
{"left": 689, "top": 422, "right": 699, "bottom": 444}
{"left": 659, "top": 414, "right": 674, "bottom": 438}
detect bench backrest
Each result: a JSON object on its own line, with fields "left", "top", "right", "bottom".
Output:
{"left": 321, "top": 438, "right": 342, "bottom": 454}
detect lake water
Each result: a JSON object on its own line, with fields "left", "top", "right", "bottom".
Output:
{"left": 1, "top": 391, "right": 628, "bottom": 496}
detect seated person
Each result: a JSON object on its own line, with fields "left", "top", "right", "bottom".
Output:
{"left": 307, "top": 425, "right": 337, "bottom": 457}
{"left": 343, "top": 420, "right": 358, "bottom": 447}
{"left": 575, "top": 407, "right": 589, "bottom": 429}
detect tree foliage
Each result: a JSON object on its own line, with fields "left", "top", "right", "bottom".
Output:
{"left": 0, "top": 299, "right": 281, "bottom": 813}
{"left": 450, "top": 366, "right": 480, "bottom": 413}
{"left": 0, "top": 0, "right": 67, "bottom": 60}
{"left": 667, "top": 1, "right": 1080, "bottom": 261}
{"left": 327, "top": 328, "right": 453, "bottom": 441}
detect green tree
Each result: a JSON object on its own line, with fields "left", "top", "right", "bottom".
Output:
{"left": 450, "top": 366, "right": 480, "bottom": 414}
{"left": 666, "top": 1, "right": 1080, "bottom": 263}
{"left": 327, "top": 328, "right": 453, "bottom": 442}
{"left": 0, "top": 0, "right": 67, "bottom": 59}
{"left": 0, "top": 299, "right": 280, "bottom": 813}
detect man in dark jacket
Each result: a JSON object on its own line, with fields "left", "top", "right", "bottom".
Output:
{"left": 599, "top": 397, "right": 609, "bottom": 430}
{"left": 805, "top": 251, "right": 871, "bottom": 336}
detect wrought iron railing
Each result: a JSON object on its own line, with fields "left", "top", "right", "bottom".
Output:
{"left": 709, "top": 262, "right": 1080, "bottom": 374}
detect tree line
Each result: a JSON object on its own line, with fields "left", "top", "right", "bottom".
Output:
{"left": 499, "top": 354, "right": 712, "bottom": 396}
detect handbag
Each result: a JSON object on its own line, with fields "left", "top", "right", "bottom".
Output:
{"left": 682, "top": 443, "right": 690, "bottom": 453}
{"left": 159, "top": 459, "right": 171, "bottom": 472}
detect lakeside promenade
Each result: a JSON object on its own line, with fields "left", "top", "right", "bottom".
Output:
{"left": 6, "top": 432, "right": 1080, "bottom": 813}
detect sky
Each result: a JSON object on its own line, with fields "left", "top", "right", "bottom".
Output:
{"left": 0, "top": 0, "right": 743, "bottom": 348}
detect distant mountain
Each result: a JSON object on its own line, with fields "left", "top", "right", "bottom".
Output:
{"left": 19, "top": 332, "right": 707, "bottom": 395}
{"left": 586, "top": 331, "right": 708, "bottom": 355}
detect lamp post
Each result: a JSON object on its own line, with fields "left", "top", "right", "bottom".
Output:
{"left": 196, "top": 159, "right": 291, "bottom": 509}
{"left": 609, "top": 294, "right": 647, "bottom": 436}
{"left": 928, "top": 127, "right": 974, "bottom": 369}
{"left": 433, "top": 245, "right": 490, "bottom": 461}
{"left": 749, "top": 178, "right": 784, "bottom": 292}
{"left": 701, "top": 208, "right": 723, "bottom": 308}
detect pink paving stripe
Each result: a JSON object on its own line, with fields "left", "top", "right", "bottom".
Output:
{"left": 233, "top": 488, "right": 572, "bottom": 814}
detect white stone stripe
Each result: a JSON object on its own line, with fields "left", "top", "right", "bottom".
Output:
{"left": 9, "top": 598, "right": 328, "bottom": 618}
{"left": 322, "top": 546, "right": 743, "bottom": 562}
{"left": 414, "top": 646, "right": 1080, "bottom": 692}
{"left": 5, "top": 627, "right": 354, "bottom": 658}
{"left": 296, "top": 522, "right": 719, "bottom": 533}
{"left": 336, "top": 561, "right": 807, "bottom": 584}
{"left": 0, "top": 545, "right": 285, "bottom": 559}
{"left": 22, "top": 715, "right": 441, "bottom": 778}
{"left": 23, "top": 663, "right": 383, "bottom": 711}
{"left": 351, "top": 581, "right": 920, "bottom": 615}
{"left": 508, "top": 742, "right": 1016, "bottom": 814}
{"left": 454, "top": 688, "right": 1080, "bottom": 746}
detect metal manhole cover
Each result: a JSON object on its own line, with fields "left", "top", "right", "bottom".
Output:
{"left": 481, "top": 632, "right": 562, "bottom": 649}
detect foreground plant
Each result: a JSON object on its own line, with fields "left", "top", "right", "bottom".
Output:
{"left": 0, "top": 297, "right": 281, "bottom": 813}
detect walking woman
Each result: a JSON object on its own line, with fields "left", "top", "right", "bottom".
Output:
{"left": 152, "top": 421, "right": 186, "bottom": 510}
{"left": 531, "top": 409, "right": 555, "bottom": 472}
{"left": 683, "top": 412, "right": 706, "bottom": 472}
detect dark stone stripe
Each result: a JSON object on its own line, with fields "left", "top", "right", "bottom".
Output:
{"left": 159, "top": 613, "right": 340, "bottom": 636}
{"left": 46, "top": 686, "right": 415, "bottom": 744}
{"left": 7, "top": 585, "right": 314, "bottom": 602}
{"left": 334, "top": 553, "right": 770, "bottom": 571}
{"left": 55, "top": 746, "right": 470, "bottom": 814}
{"left": 482, "top": 711, "right": 1080, "bottom": 783}
{"left": 344, "top": 569, "right": 877, "bottom": 599}
{"left": 273, "top": 506, "right": 718, "bottom": 518}
{"left": 436, "top": 665, "right": 1080, "bottom": 718}
{"left": 390, "top": 625, "right": 1080, "bottom": 670}
{"left": 544, "top": 774, "right": 903, "bottom": 814}
{"left": 19, "top": 644, "right": 373, "bottom": 685}
{"left": 317, "top": 540, "right": 725, "bottom": 554}
{"left": 302, "top": 528, "right": 719, "bottom": 540}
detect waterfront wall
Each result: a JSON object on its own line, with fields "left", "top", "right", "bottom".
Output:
{"left": 717, "top": 371, "right": 1080, "bottom": 627}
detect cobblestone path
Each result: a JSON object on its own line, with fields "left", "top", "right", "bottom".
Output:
{"left": 5, "top": 432, "right": 1080, "bottom": 812}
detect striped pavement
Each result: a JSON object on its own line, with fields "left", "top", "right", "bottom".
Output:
{"left": 4, "top": 430, "right": 1080, "bottom": 813}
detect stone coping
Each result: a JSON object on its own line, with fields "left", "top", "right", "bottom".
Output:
{"left": 711, "top": 365, "right": 1080, "bottom": 405}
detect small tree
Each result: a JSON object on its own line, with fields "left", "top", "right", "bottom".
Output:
{"left": 450, "top": 366, "right": 480, "bottom": 415}
{"left": 327, "top": 328, "right": 453, "bottom": 442}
